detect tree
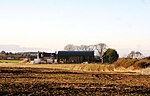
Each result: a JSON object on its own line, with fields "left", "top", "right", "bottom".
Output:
{"left": 1, "top": 50, "right": 6, "bottom": 54}
{"left": 127, "top": 51, "right": 143, "bottom": 59}
{"left": 103, "top": 48, "right": 119, "bottom": 64}
{"left": 135, "top": 51, "right": 142, "bottom": 58}
{"left": 64, "top": 44, "right": 76, "bottom": 51}
{"left": 79, "top": 45, "right": 89, "bottom": 51}
{"left": 94, "top": 43, "right": 107, "bottom": 63}
{"left": 127, "top": 51, "right": 135, "bottom": 58}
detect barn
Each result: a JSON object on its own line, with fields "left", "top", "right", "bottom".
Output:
{"left": 33, "top": 52, "right": 56, "bottom": 64}
{"left": 57, "top": 51, "right": 94, "bottom": 63}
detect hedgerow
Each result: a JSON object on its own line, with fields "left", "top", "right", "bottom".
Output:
{"left": 114, "top": 58, "right": 150, "bottom": 69}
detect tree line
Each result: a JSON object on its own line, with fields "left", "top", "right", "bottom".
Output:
{"left": 0, "top": 51, "right": 36, "bottom": 60}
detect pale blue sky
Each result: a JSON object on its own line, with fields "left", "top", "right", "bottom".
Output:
{"left": 0, "top": 0, "right": 150, "bottom": 56}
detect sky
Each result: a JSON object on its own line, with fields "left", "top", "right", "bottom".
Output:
{"left": 0, "top": 0, "right": 150, "bottom": 56}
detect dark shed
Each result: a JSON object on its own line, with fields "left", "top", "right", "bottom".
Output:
{"left": 58, "top": 51, "right": 94, "bottom": 63}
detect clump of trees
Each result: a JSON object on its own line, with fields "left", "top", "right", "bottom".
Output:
{"left": 127, "top": 51, "right": 143, "bottom": 59}
{"left": 0, "top": 50, "right": 28, "bottom": 60}
{"left": 64, "top": 43, "right": 119, "bottom": 64}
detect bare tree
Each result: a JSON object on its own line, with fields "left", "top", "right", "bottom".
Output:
{"left": 64, "top": 44, "right": 90, "bottom": 51}
{"left": 79, "top": 45, "right": 89, "bottom": 51}
{"left": 87, "top": 45, "right": 95, "bottom": 51}
{"left": 135, "top": 51, "right": 142, "bottom": 58}
{"left": 64, "top": 44, "right": 76, "bottom": 51}
{"left": 94, "top": 43, "right": 107, "bottom": 63}
{"left": 127, "top": 51, "right": 135, "bottom": 58}
{"left": 127, "top": 51, "right": 143, "bottom": 59}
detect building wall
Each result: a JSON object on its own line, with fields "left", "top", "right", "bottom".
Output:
{"left": 58, "top": 51, "right": 94, "bottom": 63}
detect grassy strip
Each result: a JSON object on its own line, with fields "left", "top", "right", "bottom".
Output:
{"left": 0, "top": 60, "right": 21, "bottom": 63}
{"left": 0, "top": 63, "right": 115, "bottom": 72}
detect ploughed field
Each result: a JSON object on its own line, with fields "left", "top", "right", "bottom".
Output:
{"left": 0, "top": 67, "right": 150, "bottom": 96}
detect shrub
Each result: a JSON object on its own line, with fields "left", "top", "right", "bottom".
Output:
{"left": 114, "top": 58, "right": 150, "bottom": 69}
{"left": 134, "top": 61, "right": 150, "bottom": 69}
{"left": 103, "top": 48, "right": 119, "bottom": 64}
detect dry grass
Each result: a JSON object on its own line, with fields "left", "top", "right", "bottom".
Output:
{"left": 0, "top": 60, "right": 150, "bottom": 75}
{"left": 0, "top": 63, "right": 115, "bottom": 72}
{"left": 141, "top": 67, "right": 150, "bottom": 75}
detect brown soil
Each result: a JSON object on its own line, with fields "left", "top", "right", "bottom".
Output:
{"left": 0, "top": 67, "right": 150, "bottom": 96}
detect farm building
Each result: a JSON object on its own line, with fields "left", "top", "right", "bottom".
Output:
{"left": 38, "top": 52, "right": 56, "bottom": 60}
{"left": 35, "top": 52, "right": 56, "bottom": 64}
{"left": 27, "top": 52, "right": 56, "bottom": 64}
{"left": 57, "top": 51, "right": 94, "bottom": 63}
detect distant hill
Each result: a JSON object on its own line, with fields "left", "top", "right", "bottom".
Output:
{"left": 0, "top": 45, "right": 46, "bottom": 52}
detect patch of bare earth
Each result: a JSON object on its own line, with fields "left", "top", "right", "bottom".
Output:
{"left": 0, "top": 67, "right": 150, "bottom": 95}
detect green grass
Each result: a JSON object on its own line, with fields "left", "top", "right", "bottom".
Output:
{"left": 0, "top": 60, "right": 21, "bottom": 63}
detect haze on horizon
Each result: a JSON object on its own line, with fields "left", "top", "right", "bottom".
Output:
{"left": 0, "top": 0, "right": 150, "bottom": 57}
